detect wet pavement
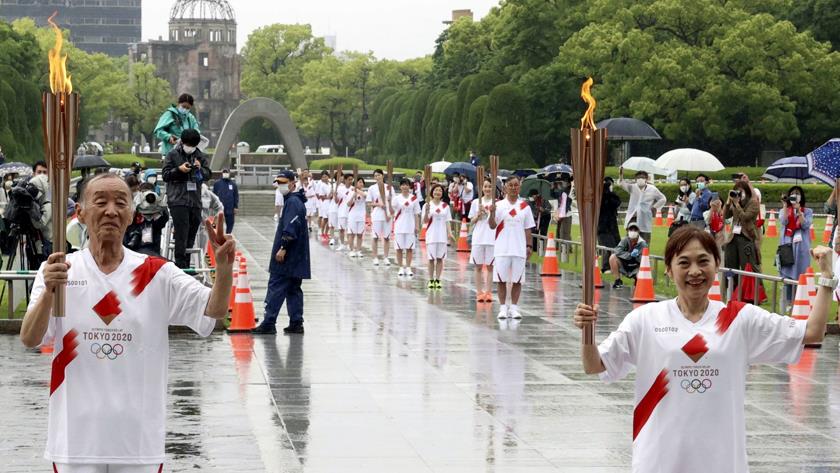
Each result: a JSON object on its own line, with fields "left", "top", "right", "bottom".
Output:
{"left": 3, "top": 215, "right": 840, "bottom": 472}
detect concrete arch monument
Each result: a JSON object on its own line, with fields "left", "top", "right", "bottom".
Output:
{"left": 210, "top": 97, "right": 307, "bottom": 171}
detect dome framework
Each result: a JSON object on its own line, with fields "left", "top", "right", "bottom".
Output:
{"left": 170, "top": 0, "right": 236, "bottom": 22}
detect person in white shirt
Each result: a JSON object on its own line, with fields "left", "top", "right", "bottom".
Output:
{"left": 468, "top": 179, "right": 495, "bottom": 303}
{"left": 346, "top": 177, "right": 368, "bottom": 258}
{"left": 488, "top": 176, "right": 535, "bottom": 319}
{"left": 336, "top": 173, "right": 354, "bottom": 252}
{"left": 391, "top": 178, "right": 422, "bottom": 277}
{"left": 301, "top": 171, "right": 317, "bottom": 231}
{"left": 327, "top": 171, "right": 341, "bottom": 246}
{"left": 366, "top": 169, "right": 394, "bottom": 267}
{"left": 574, "top": 226, "right": 833, "bottom": 473}
{"left": 459, "top": 175, "right": 474, "bottom": 221}
{"left": 618, "top": 169, "right": 667, "bottom": 244}
{"left": 20, "top": 173, "right": 235, "bottom": 473}
{"left": 423, "top": 183, "right": 453, "bottom": 289}
{"left": 316, "top": 171, "right": 331, "bottom": 240}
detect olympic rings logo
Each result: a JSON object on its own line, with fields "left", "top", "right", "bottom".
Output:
{"left": 680, "top": 378, "right": 712, "bottom": 394}
{"left": 90, "top": 343, "right": 124, "bottom": 360}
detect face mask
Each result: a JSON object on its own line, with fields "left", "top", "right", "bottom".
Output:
{"left": 222, "top": 173, "right": 230, "bottom": 179}
{"left": 696, "top": 182, "right": 706, "bottom": 190}
{"left": 183, "top": 145, "right": 196, "bottom": 154}
{"left": 636, "top": 178, "right": 646, "bottom": 188}
{"left": 273, "top": 182, "right": 279, "bottom": 188}
{"left": 147, "top": 176, "right": 157, "bottom": 185}
{"left": 609, "top": 185, "right": 614, "bottom": 193}
{"left": 740, "top": 191, "right": 746, "bottom": 199}
{"left": 278, "top": 184, "right": 290, "bottom": 195}
{"left": 177, "top": 106, "right": 189, "bottom": 114}
{"left": 628, "top": 230, "right": 639, "bottom": 239}
{"left": 680, "top": 185, "right": 689, "bottom": 193}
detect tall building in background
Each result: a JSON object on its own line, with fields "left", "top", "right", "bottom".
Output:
{"left": 324, "top": 34, "right": 337, "bottom": 52}
{"left": 0, "top": 0, "right": 141, "bottom": 57}
{"left": 444, "top": 9, "right": 473, "bottom": 24}
{"left": 130, "top": 0, "right": 241, "bottom": 146}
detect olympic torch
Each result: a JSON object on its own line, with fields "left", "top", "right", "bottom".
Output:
{"left": 43, "top": 13, "right": 80, "bottom": 318}
{"left": 570, "top": 78, "right": 606, "bottom": 345}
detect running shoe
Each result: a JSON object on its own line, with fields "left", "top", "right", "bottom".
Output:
{"left": 398, "top": 267, "right": 406, "bottom": 277}
{"left": 428, "top": 280, "right": 435, "bottom": 289}
{"left": 406, "top": 268, "right": 414, "bottom": 277}
{"left": 497, "top": 306, "right": 509, "bottom": 319}
{"left": 484, "top": 292, "right": 494, "bottom": 302}
{"left": 612, "top": 279, "right": 624, "bottom": 289}
{"left": 382, "top": 259, "right": 391, "bottom": 266}
{"left": 373, "top": 258, "right": 380, "bottom": 266}
{"left": 434, "top": 279, "right": 442, "bottom": 289}
{"left": 509, "top": 306, "right": 522, "bottom": 319}
{"left": 329, "top": 238, "right": 336, "bottom": 246}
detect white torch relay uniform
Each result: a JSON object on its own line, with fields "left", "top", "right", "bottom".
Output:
{"left": 367, "top": 183, "right": 393, "bottom": 239}
{"left": 327, "top": 183, "right": 339, "bottom": 228}
{"left": 30, "top": 248, "right": 215, "bottom": 468}
{"left": 337, "top": 183, "right": 350, "bottom": 230}
{"left": 468, "top": 196, "right": 495, "bottom": 265}
{"left": 598, "top": 299, "right": 806, "bottom": 473}
{"left": 347, "top": 189, "right": 367, "bottom": 235}
{"left": 303, "top": 181, "right": 317, "bottom": 217}
{"left": 493, "top": 198, "right": 535, "bottom": 283}
{"left": 316, "top": 180, "right": 330, "bottom": 217}
{"left": 391, "top": 194, "right": 421, "bottom": 250}
{"left": 424, "top": 201, "right": 451, "bottom": 260}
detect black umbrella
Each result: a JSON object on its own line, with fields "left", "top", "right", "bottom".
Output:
{"left": 443, "top": 162, "right": 477, "bottom": 182}
{"left": 0, "top": 161, "right": 33, "bottom": 177}
{"left": 595, "top": 117, "right": 661, "bottom": 140}
{"left": 73, "top": 154, "right": 111, "bottom": 170}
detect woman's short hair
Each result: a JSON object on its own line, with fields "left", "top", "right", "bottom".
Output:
{"left": 786, "top": 185, "right": 807, "bottom": 207}
{"left": 429, "top": 183, "right": 445, "bottom": 197}
{"left": 664, "top": 225, "right": 721, "bottom": 267}
{"left": 732, "top": 180, "right": 752, "bottom": 202}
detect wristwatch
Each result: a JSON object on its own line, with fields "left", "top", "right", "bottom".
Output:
{"left": 817, "top": 275, "right": 838, "bottom": 290}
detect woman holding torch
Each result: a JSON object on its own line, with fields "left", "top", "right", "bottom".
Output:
{"left": 423, "top": 183, "right": 453, "bottom": 289}
{"left": 573, "top": 225, "right": 833, "bottom": 473}
{"left": 468, "top": 178, "right": 496, "bottom": 303}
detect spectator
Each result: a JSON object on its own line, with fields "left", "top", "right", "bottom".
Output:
{"left": 413, "top": 171, "right": 425, "bottom": 208}
{"left": 125, "top": 185, "right": 169, "bottom": 257}
{"left": 469, "top": 150, "right": 480, "bottom": 167}
{"left": 213, "top": 168, "right": 239, "bottom": 233}
{"left": 598, "top": 177, "right": 621, "bottom": 272}
{"left": 153, "top": 93, "right": 200, "bottom": 157}
{"left": 724, "top": 180, "right": 761, "bottom": 287}
{"left": 609, "top": 222, "right": 648, "bottom": 289}
{"left": 125, "top": 174, "right": 141, "bottom": 203}
{"left": 28, "top": 173, "right": 53, "bottom": 256}
{"left": 704, "top": 193, "right": 726, "bottom": 251}
{"left": 778, "top": 186, "right": 813, "bottom": 304}
{"left": 142, "top": 169, "right": 162, "bottom": 195}
{"left": 675, "top": 178, "right": 695, "bottom": 223}
{"left": 687, "top": 173, "right": 712, "bottom": 228}
{"left": 733, "top": 172, "right": 764, "bottom": 250}
{"left": 460, "top": 174, "right": 474, "bottom": 220}
{"left": 618, "top": 169, "right": 667, "bottom": 244}
{"left": 526, "top": 189, "right": 552, "bottom": 250}
{"left": 197, "top": 183, "right": 224, "bottom": 257}
{"left": 33, "top": 160, "right": 48, "bottom": 176}
{"left": 553, "top": 174, "right": 573, "bottom": 252}
{"left": 161, "top": 128, "right": 212, "bottom": 269}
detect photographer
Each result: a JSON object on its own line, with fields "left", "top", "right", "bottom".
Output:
{"left": 2, "top": 175, "right": 49, "bottom": 269}
{"left": 162, "top": 129, "right": 212, "bottom": 268}
{"left": 778, "top": 186, "right": 812, "bottom": 304}
{"left": 153, "top": 93, "right": 200, "bottom": 157}
{"left": 724, "top": 180, "right": 761, "bottom": 297}
{"left": 675, "top": 178, "right": 695, "bottom": 222}
{"left": 124, "top": 187, "right": 170, "bottom": 257}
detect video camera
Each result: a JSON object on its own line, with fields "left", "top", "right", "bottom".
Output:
{"left": 4, "top": 179, "right": 41, "bottom": 231}
{"left": 137, "top": 190, "right": 163, "bottom": 216}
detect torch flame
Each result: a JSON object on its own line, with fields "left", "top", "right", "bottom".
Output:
{"left": 47, "top": 12, "right": 72, "bottom": 94}
{"left": 580, "top": 77, "right": 596, "bottom": 130}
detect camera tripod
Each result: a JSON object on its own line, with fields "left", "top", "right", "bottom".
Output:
{"left": 0, "top": 224, "right": 44, "bottom": 306}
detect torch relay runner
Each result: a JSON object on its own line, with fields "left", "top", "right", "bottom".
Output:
{"left": 573, "top": 226, "right": 833, "bottom": 473}
{"left": 19, "top": 174, "right": 235, "bottom": 473}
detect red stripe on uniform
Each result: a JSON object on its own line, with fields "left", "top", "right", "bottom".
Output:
{"left": 633, "top": 369, "right": 669, "bottom": 441}
{"left": 53, "top": 463, "right": 59, "bottom": 473}
{"left": 50, "top": 330, "right": 79, "bottom": 396}
{"left": 131, "top": 256, "right": 168, "bottom": 296}
{"left": 716, "top": 300, "right": 747, "bottom": 335}
{"left": 495, "top": 221, "right": 505, "bottom": 239}
{"left": 158, "top": 464, "right": 164, "bottom": 473}
{"left": 519, "top": 201, "right": 528, "bottom": 210}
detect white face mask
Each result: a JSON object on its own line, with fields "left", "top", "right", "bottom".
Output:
{"left": 147, "top": 176, "right": 157, "bottom": 185}
{"left": 636, "top": 178, "right": 646, "bottom": 188}
{"left": 628, "top": 230, "right": 639, "bottom": 239}
{"left": 177, "top": 106, "right": 190, "bottom": 114}
{"left": 222, "top": 173, "right": 230, "bottom": 179}
{"left": 278, "top": 183, "right": 290, "bottom": 195}
{"left": 183, "top": 145, "right": 196, "bottom": 154}
{"left": 680, "top": 185, "right": 689, "bottom": 193}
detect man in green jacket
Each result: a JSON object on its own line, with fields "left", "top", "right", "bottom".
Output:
{"left": 153, "top": 93, "right": 200, "bottom": 156}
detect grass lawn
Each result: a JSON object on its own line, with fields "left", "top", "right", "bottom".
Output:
{"left": 0, "top": 281, "right": 27, "bottom": 319}
{"left": 530, "top": 215, "right": 838, "bottom": 321}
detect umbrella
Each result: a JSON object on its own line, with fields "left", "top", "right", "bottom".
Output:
{"left": 806, "top": 139, "right": 840, "bottom": 187}
{"left": 0, "top": 161, "right": 33, "bottom": 178}
{"left": 541, "top": 164, "right": 573, "bottom": 174}
{"left": 429, "top": 160, "right": 451, "bottom": 173}
{"left": 443, "top": 162, "right": 476, "bottom": 182}
{"left": 513, "top": 169, "right": 537, "bottom": 178}
{"left": 621, "top": 156, "right": 672, "bottom": 176}
{"left": 520, "top": 178, "right": 552, "bottom": 201}
{"left": 73, "top": 154, "right": 111, "bottom": 170}
{"left": 497, "top": 169, "right": 513, "bottom": 178}
{"left": 596, "top": 117, "right": 662, "bottom": 140}
{"left": 762, "top": 156, "right": 820, "bottom": 184}
{"left": 655, "top": 148, "right": 724, "bottom": 172}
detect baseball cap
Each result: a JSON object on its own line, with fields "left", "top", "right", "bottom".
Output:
{"left": 276, "top": 170, "right": 296, "bottom": 181}
{"left": 626, "top": 222, "right": 640, "bottom": 231}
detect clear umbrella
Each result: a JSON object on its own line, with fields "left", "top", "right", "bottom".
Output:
{"left": 655, "top": 149, "right": 724, "bottom": 172}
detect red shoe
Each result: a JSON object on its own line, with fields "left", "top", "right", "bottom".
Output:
{"left": 484, "top": 292, "right": 494, "bottom": 302}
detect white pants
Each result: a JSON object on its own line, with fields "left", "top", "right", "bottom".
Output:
{"left": 426, "top": 242, "right": 447, "bottom": 260}
{"left": 395, "top": 233, "right": 416, "bottom": 250}
{"left": 338, "top": 216, "right": 348, "bottom": 231}
{"left": 52, "top": 463, "right": 163, "bottom": 473}
{"left": 347, "top": 220, "right": 365, "bottom": 235}
{"left": 305, "top": 206, "right": 316, "bottom": 217}
{"left": 470, "top": 244, "right": 494, "bottom": 266}
{"left": 371, "top": 220, "right": 390, "bottom": 239}
{"left": 328, "top": 211, "right": 338, "bottom": 228}
{"left": 493, "top": 256, "right": 526, "bottom": 283}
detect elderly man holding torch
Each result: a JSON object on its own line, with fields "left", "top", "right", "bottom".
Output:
{"left": 20, "top": 173, "right": 235, "bottom": 473}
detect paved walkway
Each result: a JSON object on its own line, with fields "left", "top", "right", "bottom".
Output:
{"left": 3, "top": 215, "right": 840, "bottom": 472}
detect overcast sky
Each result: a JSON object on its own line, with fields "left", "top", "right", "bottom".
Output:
{"left": 142, "top": 0, "right": 500, "bottom": 60}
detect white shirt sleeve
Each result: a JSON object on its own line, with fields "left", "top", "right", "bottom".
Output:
{"left": 523, "top": 206, "right": 536, "bottom": 230}
{"left": 468, "top": 199, "right": 478, "bottom": 219}
{"left": 164, "top": 263, "right": 215, "bottom": 337}
{"left": 744, "top": 305, "right": 806, "bottom": 365}
{"left": 26, "top": 262, "right": 56, "bottom": 344}
{"left": 275, "top": 189, "right": 284, "bottom": 207}
{"left": 597, "top": 312, "right": 639, "bottom": 383}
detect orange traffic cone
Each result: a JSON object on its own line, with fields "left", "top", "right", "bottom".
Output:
{"left": 655, "top": 207, "right": 663, "bottom": 227}
{"left": 457, "top": 218, "right": 470, "bottom": 252}
{"left": 594, "top": 257, "right": 604, "bottom": 288}
{"left": 540, "top": 231, "right": 561, "bottom": 276}
{"left": 40, "top": 339, "right": 54, "bottom": 355}
{"left": 805, "top": 267, "right": 817, "bottom": 308}
{"left": 228, "top": 252, "right": 241, "bottom": 313}
{"left": 228, "top": 258, "right": 256, "bottom": 332}
{"left": 823, "top": 215, "right": 834, "bottom": 244}
{"left": 708, "top": 272, "right": 722, "bottom": 301}
{"left": 810, "top": 225, "right": 816, "bottom": 241}
{"left": 766, "top": 210, "right": 778, "bottom": 237}
{"left": 791, "top": 274, "right": 810, "bottom": 322}
{"left": 666, "top": 206, "right": 674, "bottom": 227}
{"left": 630, "top": 248, "right": 656, "bottom": 303}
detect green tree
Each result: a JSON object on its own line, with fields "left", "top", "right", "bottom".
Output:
{"left": 430, "top": 17, "right": 494, "bottom": 87}
{"left": 459, "top": 71, "right": 504, "bottom": 152}
{"left": 466, "top": 94, "right": 488, "bottom": 153}
{"left": 787, "top": 0, "right": 840, "bottom": 50}
{"left": 120, "top": 61, "right": 173, "bottom": 145}
{"left": 434, "top": 94, "right": 456, "bottom": 159}
{"left": 476, "top": 83, "right": 534, "bottom": 168}
{"left": 446, "top": 75, "right": 475, "bottom": 160}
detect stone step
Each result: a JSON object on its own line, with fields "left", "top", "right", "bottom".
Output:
{"left": 238, "top": 190, "right": 277, "bottom": 216}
